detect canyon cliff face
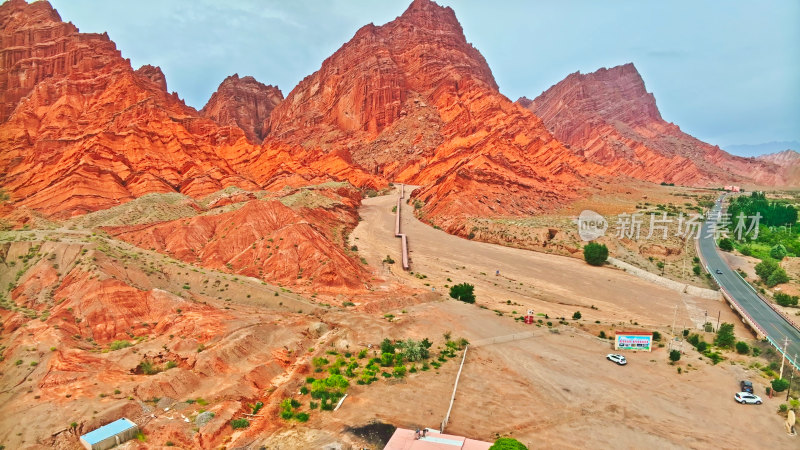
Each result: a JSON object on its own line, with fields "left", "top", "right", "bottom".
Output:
{"left": 523, "top": 63, "right": 789, "bottom": 187}
{"left": 0, "top": 0, "right": 382, "bottom": 220}
{"left": 200, "top": 74, "right": 283, "bottom": 143}
{"left": 0, "top": 0, "right": 122, "bottom": 122}
{"left": 266, "top": 0, "right": 602, "bottom": 222}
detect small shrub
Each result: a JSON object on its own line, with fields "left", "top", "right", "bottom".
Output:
{"left": 583, "top": 242, "right": 609, "bottom": 266}
{"left": 669, "top": 350, "right": 681, "bottom": 363}
{"left": 572, "top": 311, "right": 581, "bottom": 320}
{"left": 735, "top": 341, "right": 750, "bottom": 355}
{"left": 449, "top": 283, "right": 476, "bottom": 303}
{"left": 598, "top": 331, "right": 606, "bottom": 339}
{"left": 230, "top": 419, "right": 250, "bottom": 429}
{"left": 295, "top": 412, "right": 309, "bottom": 422}
{"left": 110, "top": 340, "right": 132, "bottom": 351}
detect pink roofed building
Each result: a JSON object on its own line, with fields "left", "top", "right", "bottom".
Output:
{"left": 385, "top": 428, "right": 493, "bottom": 450}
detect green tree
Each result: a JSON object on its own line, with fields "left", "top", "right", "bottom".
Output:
{"left": 771, "top": 378, "right": 790, "bottom": 393}
{"left": 735, "top": 341, "right": 750, "bottom": 354}
{"left": 490, "top": 437, "right": 528, "bottom": 450}
{"left": 714, "top": 323, "right": 736, "bottom": 349}
{"left": 693, "top": 265, "right": 701, "bottom": 275}
{"left": 770, "top": 244, "right": 788, "bottom": 260}
{"left": 449, "top": 283, "right": 475, "bottom": 303}
{"left": 755, "top": 259, "right": 779, "bottom": 283}
{"left": 583, "top": 242, "right": 608, "bottom": 266}
{"left": 718, "top": 238, "right": 734, "bottom": 251}
{"left": 380, "top": 338, "right": 395, "bottom": 355}
{"left": 669, "top": 350, "right": 681, "bottom": 362}
{"left": 774, "top": 292, "right": 799, "bottom": 307}
{"left": 766, "top": 267, "right": 789, "bottom": 287}
{"left": 572, "top": 311, "right": 581, "bottom": 320}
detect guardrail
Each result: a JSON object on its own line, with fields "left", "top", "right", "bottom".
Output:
{"left": 732, "top": 269, "right": 800, "bottom": 330}
{"left": 395, "top": 184, "right": 409, "bottom": 270}
{"left": 441, "top": 345, "right": 468, "bottom": 433}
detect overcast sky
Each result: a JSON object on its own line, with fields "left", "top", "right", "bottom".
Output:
{"left": 48, "top": 0, "right": 799, "bottom": 154}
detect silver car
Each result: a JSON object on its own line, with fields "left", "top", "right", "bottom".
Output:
{"left": 606, "top": 354, "right": 627, "bottom": 365}
{"left": 734, "top": 392, "right": 762, "bottom": 405}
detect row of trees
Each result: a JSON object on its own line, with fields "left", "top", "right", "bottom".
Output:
{"left": 727, "top": 192, "right": 798, "bottom": 230}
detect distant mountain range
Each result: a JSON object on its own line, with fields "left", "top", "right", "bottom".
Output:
{"left": 725, "top": 141, "right": 799, "bottom": 157}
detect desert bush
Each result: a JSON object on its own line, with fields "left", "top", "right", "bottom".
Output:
{"left": 583, "top": 242, "right": 608, "bottom": 266}
{"left": 771, "top": 378, "right": 790, "bottom": 393}
{"left": 767, "top": 268, "right": 789, "bottom": 287}
{"left": 652, "top": 331, "right": 661, "bottom": 341}
{"left": 669, "top": 350, "right": 681, "bottom": 362}
{"left": 714, "top": 323, "right": 735, "bottom": 349}
{"left": 110, "top": 340, "right": 132, "bottom": 351}
{"left": 718, "top": 238, "right": 734, "bottom": 251}
{"left": 775, "top": 293, "right": 799, "bottom": 307}
{"left": 572, "top": 311, "right": 581, "bottom": 320}
{"left": 735, "top": 341, "right": 750, "bottom": 354}
{"left": 770, "top": 244, "right": 787, "bottom": 260}
{"left": 231, "top": 419, "right": 249, "bottom": 429}
{"left": 449, "top": 283, "right": 475, "bottom": 303}
{"left": 489, "top": 437, "right": 528, "bottom": 450}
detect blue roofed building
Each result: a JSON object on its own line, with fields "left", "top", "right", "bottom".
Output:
{"left": 79, "top": 418, "right": 139, "bottom": 450}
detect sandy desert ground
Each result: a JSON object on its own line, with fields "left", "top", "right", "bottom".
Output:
{"left": 319, "top": 187, "right": 799, "bottom": 449}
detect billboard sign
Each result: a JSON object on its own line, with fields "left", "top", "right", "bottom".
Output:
{"left": 615, "top": 332, "right": 652, "bottom": 352}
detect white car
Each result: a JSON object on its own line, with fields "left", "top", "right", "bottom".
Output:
{"left": 606, "top": 354, "right": 627, "bottom": 365}
{"left": 734, "top": 392, "right": 762, "bottom": 405}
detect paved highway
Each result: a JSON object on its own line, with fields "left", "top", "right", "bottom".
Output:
{"left": 698, "top": 194, "right": 800, "bottom": 370}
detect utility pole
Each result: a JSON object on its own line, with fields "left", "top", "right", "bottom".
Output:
{"left": 787, "top": 353, "right": 797, "bottom": 401}
{"left": 669, "top": 304, "right": 678, "bottom": 351}
{"left": 779, "top": 337, "right": 790, "bottom": 380}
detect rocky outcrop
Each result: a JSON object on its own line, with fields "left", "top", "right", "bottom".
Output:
{"left": 0, "top": 0, "right": 122, "bottom": 122}
{"left": 106, "top": 198, "right": 369, "bottom": 293}
{"left": 523, "top": 63, "right": 789, "bottom": 187}
{"left": 134, "top": 64, "right": 168, "bottom": 92}
{"left": 200, "top": 74, "right": 283, "bottom": 143}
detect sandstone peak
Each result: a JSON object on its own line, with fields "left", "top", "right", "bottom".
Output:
{"left": 134, "top": 64, "right": 168, "bottom": 92}
{"left": 200, "top": 74, "right": 283, "bottom": 143}
{"left": 0, "top": 0, "right": 122, "bottom": 122}
{"left": 525, "top": 63, "right": 789, "bottom": 186}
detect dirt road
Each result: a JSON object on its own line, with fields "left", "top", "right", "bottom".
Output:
{"left": 352, "top": 188, "right": 732, "bottom": 329}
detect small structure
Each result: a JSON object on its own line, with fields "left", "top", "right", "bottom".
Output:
{"left": 723, "top": 185, "right": 741, "bottom": 192}
{"left": 79, "top": 418, "right": 138, "bottom": 450}
{"left": 385, "top": 427, "right": 492, "bottom": 449}
{"left": 614, "top": 331, "right": 653, "bottom": 352}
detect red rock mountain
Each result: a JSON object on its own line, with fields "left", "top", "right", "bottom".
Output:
{"left": 0, "top": 0, "right": 121, "bottom": 122}
{"left": 265, "top": 0, "right": 604, "bottom": 223}
{"left": 522, "top": 63, "right": 789, "bottom": 187}
{"left": 0, "top": 0, "right": 381, "bottom": 220}
{"left": 200, "top": 74, "right": 283, "bottom": 143}
{"left": 757, "top": 150, "right": 800, "bottom": 183}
